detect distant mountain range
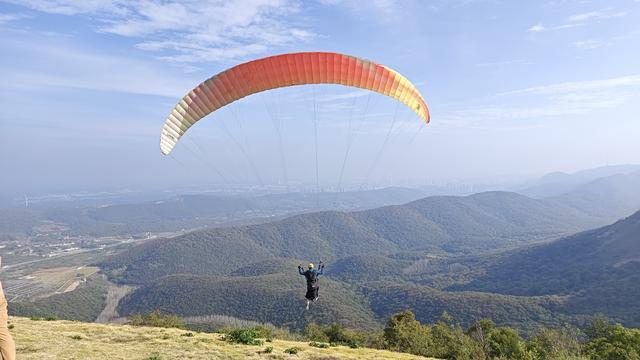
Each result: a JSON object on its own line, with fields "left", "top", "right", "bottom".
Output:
{"left": 516, "top": 164, "right": 640, "bottom": 198}
{"left": 99, "top": 179, "right": 640, "bottom": 332}
{"left": 100, "top": 191, "right": 608, "bottom": 285}
{"left": 112, "top": 206, "right": 640, "bottom": 331}
{"left": 4, "top": 164, "right": 639, "bottom": 239}
{"left": 10, "top": 164, "right": 640, "bottom": 333}
{"left": 548, "top": 172, "right": 640, "bottom": 224}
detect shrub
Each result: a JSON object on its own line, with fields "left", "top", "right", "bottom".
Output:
{"left": 224, "top": 328, "right": 264, "bottom": 345}
{"left": 304, "top": 322, "right": 367, "bottom": 348}
{"left": 262, "top": 346, "right": 274, "bottom": 354}
{"left": 384, "top": 311, "right": 487, "bottom": 359}
{"left": 128, "top": 310, "right": 183, "bottom": 329}
{"left": 181, "top": 332, "right": 194, "bottom": 337}
{"left": 528, "top": 327, "right": 582, "bottom": 360}
{"left": 326, "top": 324, "right": 363, "bottom": 347}
{"left": 284, "top": 347, "right": 300, "bottom": 354}
{"left": 70, "top": 335, "right": 83, "bottom": 340}
{"left": 304, "top": 322, "right": 330, "bottom": 343}
{"left": 309, "top": 341, "right": 330, "bottom": 348}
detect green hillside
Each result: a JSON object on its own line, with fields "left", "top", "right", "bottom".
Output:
{"left": 330, "top": 255, "right": 411, "bottom": 282}
{"left": 93, "top": 191, "right": 640, "bottom": 334}
{"left": 458, "top": 210, "right": 640, "bottom": 326}
{"left": 113, "top": 270, "right": 576, "bottom": 335}
{"left": 362, "top": 281, "right": 567, "bottom": 334}
{"left": 117, "top": 273, "right": 380, "bottom": 330}
{"left": 100, "top": 191, "right": 601, "bottom": 284}
{"left": 101, "top": 227, "right": 277, "bottom": 284}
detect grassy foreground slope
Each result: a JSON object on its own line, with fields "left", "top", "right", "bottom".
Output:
{"left": 10, "top": 317, "right": 430, "bottom": 360}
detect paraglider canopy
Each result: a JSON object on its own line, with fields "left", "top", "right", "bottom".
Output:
{"left": 160, "top": 52, "right": 430, "bottom": 155}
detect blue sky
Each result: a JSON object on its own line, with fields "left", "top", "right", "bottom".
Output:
{"left": 1, "top": 0, "right": 639, "bottom": 196}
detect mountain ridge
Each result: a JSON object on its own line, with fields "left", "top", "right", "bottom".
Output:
{"left": 456, "top": 209, "right": 640, "bottom": 326}
{"left": 100, "top": 191, "right": 604, "bottom": 285}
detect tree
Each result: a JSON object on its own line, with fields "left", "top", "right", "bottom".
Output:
{"left": 487, "top": 327, "right": 532, "bottom": 360}
{"left": 528, "top": 327, "right": 582, "bottom": 360}
{"left": 585, "top": 315, "right": 614, "bottom": 341}
{"left": 584, "top": 324, "right": 640, "bottom": 360}
{"left": 383, "top": 310, "right": 432, "bottom": 356}
{"left": 467, "top": 319, "right": 496, "bottom": 355}
{"left": 431, "top": 319, "right": 484, "bottom": 360}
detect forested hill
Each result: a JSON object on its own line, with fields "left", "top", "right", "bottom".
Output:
{"left": 100, "top": 191, "right": 602, "bottom": 284}
{"left": 458, "top": 209, "right": 640, "bottom": 326}
{"left": 117, "top": 273, "right": 381, "bottom": 330}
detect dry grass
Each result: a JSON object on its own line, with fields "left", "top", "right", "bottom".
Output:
{"left": 8, "top": 317, "right": 433, "bottom": 359}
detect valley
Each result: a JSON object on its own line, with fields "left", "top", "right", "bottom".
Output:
{"left": 3, "top": 168, "right": 640, "bottom": 338}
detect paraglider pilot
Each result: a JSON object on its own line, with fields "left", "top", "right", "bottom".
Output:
{"left": 298, "top": 262, "right": 324, "bottom": 310}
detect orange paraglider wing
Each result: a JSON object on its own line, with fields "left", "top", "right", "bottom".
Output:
{"left": 160, "top": 52, "right": 429, "bottom": 155}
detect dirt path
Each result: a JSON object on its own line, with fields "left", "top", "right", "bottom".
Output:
{"left": 62, "top": 280, "right": 80, "bottom": 293}
{"left": 95, "top": 284, "right": 134, "bottom": 323}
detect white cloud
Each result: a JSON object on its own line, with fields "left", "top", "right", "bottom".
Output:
{"left": 319, "top": 0, "right": 401, "bottom": 21}
{"left": 320, "top": 0, "right": 398, "bottom": 12}
{"left": 6, "top": 0, "right": 313, "bottom": 63}
{"left": 318, "top": 90, "right": 370, "bottom": 102}
{"left": 500, "top": 75, "right": 640, "bottom": 96}
{"left": 4, "top": 0, "right": 123, "bottom": 15}
{"left": 439, "top": 75, "right": 640, "bottom": 129}
{"left": 571, "top": 39, "right": 608, "bottom": 50}
{"left": 528, "top": 7, "right": 625, "bottom": 34}
{"left": 566, "top": 8, "right": 625, "bottom": 23}
{"left": 528, "top": 23, "right": 546, "bottom": 33}
{"left": 0, "top": 36, "right": 197, "bottom": 98}
{"left": 0, "top": 12, "right": 29, "bottom": 23}
{"left": 528, "top": 22, "right": 585, "bottom": 33}
{"left": 475, "top": 59, "right": 533, "bottom": 67}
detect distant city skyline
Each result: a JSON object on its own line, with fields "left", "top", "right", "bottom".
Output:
{"left": 1, "top": 0, "right": 639, "bottom": 196}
